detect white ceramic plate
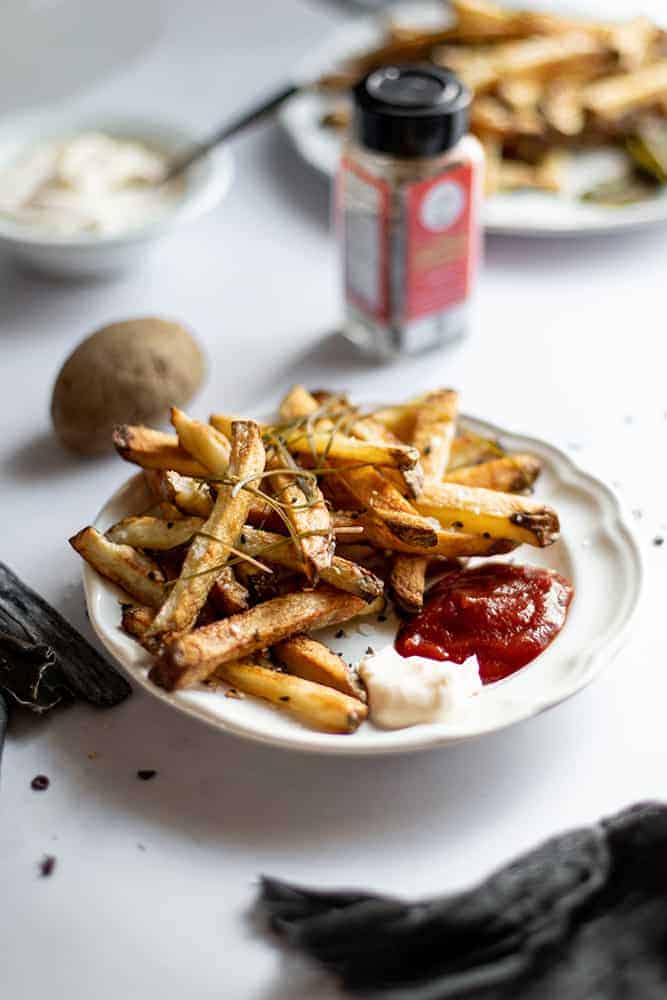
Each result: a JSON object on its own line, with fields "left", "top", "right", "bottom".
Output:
{"left": 82, "top": 414, "right": 642, "bottom": 755}
{"left": 281, "top": 2, "right": 667, "bottom": 237}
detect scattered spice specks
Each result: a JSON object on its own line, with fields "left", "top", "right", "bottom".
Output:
{"left": 654, "top": 536, "right": 664, "bottom": 547}
{"left": 31, "top": 775, "right": 50, "bottom": 791}
{"left": 137, "top": 769, "right": 157, "bottom": 781}
{"left": 335, "top": 628, "right": 346, "bottom": 639}
{"left": 365, "top": 646, "right": 375, "bottom": 656}
{"left": 39, "top": 855, "right": 56, "bottom": 878}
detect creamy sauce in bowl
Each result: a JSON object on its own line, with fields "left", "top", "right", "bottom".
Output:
{"left": 0, "top": 132, "right": 185, "bottom": 237}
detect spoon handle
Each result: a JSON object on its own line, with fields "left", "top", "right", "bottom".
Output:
{"left": 165, "top": 81, "right": 300, "bottom": 180}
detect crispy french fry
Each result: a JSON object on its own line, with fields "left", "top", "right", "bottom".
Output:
{"left": 286, "top": 428, "right": 419, "bottom": 472}
{"left": 145, "top": 421, "right": 266, "bottom": 642}
{"left": 112, "top": 426, "right": 208, "bottom": 477}
{"left": 150, "top": 469, "right": 215, "bottom": 517}
{"left": 265, "top": 444, "right": 333, "bottom": 582}
{"left": 107, "top": 514, "right": 203, "bottom": 549}
{"left": 448, "top": 431, "right": 504, "bottom": 470}
{"left": 273, "top": 635, "right": 366, "bottom": 701}
{"left": 583, "top": 60, "right": 667, "bottom": 119}
{"left": 237, "top": 526, "right": 383, "bottom": 602}
{"left": 412, "top": 389, "right": 459, "bottom": 482}
{"left": 390, "top": 555, "right": 429, "bottom": 614}
{"left": 171, "top": 407, "right": 231, "bottom": 473}
{"left": 349, "top": 414, "right": 424, "bottom": 498}
{"left": 415, "top": 481, "right": 559, "bottom": 546}
{"left": 151, "top": 587, "right": 368, "bottom": 690}
{"left": 277, "top": 386, "right": 436, "bottom": 548}
{"left": 213, "top": 661, "right": 367, "bottom": 734}
{"left": 445, "top": 454, "right": 541, "bottom": 492}
{"left": 121, "top": 604, "right": 155, "bottom": 641}
{"left": 210, "top": 567, "right": 250, "bottom": 617}
{"left": 352, "top": 512, "right": 519, "bottom": 557}
{"left": 69, "top": 527, "right": 166, "bottom": 608}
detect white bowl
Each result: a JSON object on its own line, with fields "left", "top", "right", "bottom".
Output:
{"left": 0, "top": 109, "right": 234, "bottom": 278}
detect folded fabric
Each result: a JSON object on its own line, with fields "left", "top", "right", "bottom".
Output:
{"left": 259, "top": 802, "right": 667, "bottom": 998}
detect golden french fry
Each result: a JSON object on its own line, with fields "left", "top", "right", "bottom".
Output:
{"left": 112, "top": 426, "right": 208, "bottom": 477}
{"left": 448, "top": 431, "right": 504, "bottom": 470}
{"left": 276, "top": 386, "right": 435, "bottom": 547}
{"left": 214, "top": 661, "right": 368, "bottom": 734}
{"left": 145, "top": 421, "right": 266, "bottom": 642}
{"left": 171, "top": 407, "right": 231, "bottom": 473}
{"left": 273, "top": 635, "right": 366, "bottom": 701}
{"left": 151, "top": 587, "right": 367, "bottom": 690}
{"left": 412, "top": 389, "right": 459, "bottom": 482}
{"left": 210, "top": 567, "right": 250, "bottom": 617}
{"left": 415, "top": 481, "right": 559, "bottom": 546}
{"left": 350, "top": 414, "right": 423, "bottom": 498}
{"left": 285, "top": 428, "right": 419, "bottom": 472}
{"left": 69, "top": 527, "right": 166, "bottom": 608}
{"left": 352, "top": 512, "right": 519, "bottom": 558}
{"left": 120, "top": 604, "right": 155, "bottom": 641}
{"left": 445, "top": 454, "right": 541, "bottom": 492}
{"left": 238, "top": 526, "right": 383, "bottom": 602}
{"left": 389, "top": 555, "right": 428, "bottom": 614}
{"left": 583, "top": 60, "right": 667, "bottom": 119}
{"left": 265, "top": 445, "right": 333, "bottom": 582}
{"left": 107, "top": 514, "right": 203, "bottom": 549}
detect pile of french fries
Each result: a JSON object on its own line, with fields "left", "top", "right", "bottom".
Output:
{"left": 70, "top": 386, "right": 560, "bottom": 735}
{"left": 318, "top": 0, "right": 667, "bottom": 199}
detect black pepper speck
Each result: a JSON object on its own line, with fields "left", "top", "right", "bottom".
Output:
{"left": 39, "top": 855, "right": 56, "bottom": 877}
{"left": 654, "top": 536, "right": 664, "bottom": 547}
{"left": 31, "top": 775, "right": 50, "bottom": 792}
{"left": 137, "top": 769, "right": 157, "bottom": 781}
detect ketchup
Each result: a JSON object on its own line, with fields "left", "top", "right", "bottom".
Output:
{"left": 395, "top": 563, "right": 574, "bottom": 684}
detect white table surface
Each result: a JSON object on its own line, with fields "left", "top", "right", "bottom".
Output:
{"left": 1, "top": 2, "right": 666, "bottom": 997}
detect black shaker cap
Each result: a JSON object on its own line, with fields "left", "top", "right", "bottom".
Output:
{"left": 352, "top": 64, "right": 471, "bottom": 157}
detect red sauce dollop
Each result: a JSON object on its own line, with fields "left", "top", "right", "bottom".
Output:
{"left": 395, "top": 563, "right": 574, "bottom": 684}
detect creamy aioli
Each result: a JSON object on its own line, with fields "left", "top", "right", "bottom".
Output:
{"left": 358, "top": 645, "right": 481, "bottom": 729}
{"left": 0, "top": 132, "right": 184, "bottom": 236}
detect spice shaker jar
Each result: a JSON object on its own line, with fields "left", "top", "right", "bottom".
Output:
{"left": 337, "top": 64, "right": 483, "bottom": 357}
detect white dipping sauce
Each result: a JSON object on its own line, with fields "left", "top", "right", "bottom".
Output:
{"left": 359, "top": 645, "right": 481, "bottom": 729}
{"left": 0, "top": 132, "right": 184, "bottom": 236}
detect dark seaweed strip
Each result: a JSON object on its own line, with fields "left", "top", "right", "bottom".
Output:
{"left": 259, "top": 802, "right": 667, "bottom": 999}
{"left": 0, "top": 561, "right": 131, "bottom": 711}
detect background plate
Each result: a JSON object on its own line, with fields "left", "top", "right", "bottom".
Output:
{"left": 83, "top": 414, "right": 642, "bottom": 755}
{"left": 281, "top": 1, "right": 667, "bottom": 236}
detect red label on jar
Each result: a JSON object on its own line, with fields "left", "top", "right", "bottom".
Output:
{"left": 404, "top": 163, "right": 478, "bottom": 321}
{"left": 339, "top": 157, "right": 390, "bottom": 322}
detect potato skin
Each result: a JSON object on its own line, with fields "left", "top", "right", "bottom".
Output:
{"left": 51, "top": 318, "right": 205, "bottom": 455}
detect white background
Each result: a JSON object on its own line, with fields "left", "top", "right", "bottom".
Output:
{"left": 1, "top": 2, "right": 666, "bottom": 998}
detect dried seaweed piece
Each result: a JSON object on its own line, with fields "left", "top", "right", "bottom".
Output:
{"left": 0, "top": 561, "right": 131, "bottom": 712}
{"left": 259, "top": 802, "right": 667, "bottom": 998}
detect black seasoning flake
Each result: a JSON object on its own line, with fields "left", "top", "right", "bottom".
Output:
{"left": 31, "top": 774, "right": 50, "bottom": 791}
{"left": 654, "top": 536, "right": 664, "bottom": 547}
{"left": 137, "top": 769, "right": 157, "bottom": 781}
{"left": 147, "top": 572, "right": 157, "bottom": 581}
{"left": 240, "top": 534, "right": 247, "bottom": 545}
{"left": 39, "top": 855, "right": 56, "bottom": 878}
{"left": 365, "top": 646, "right": 375, "bottom": 656}
{"left": 423, "top": 445, "right": 432, "bottom": 456}
{"left": 335, "top": 629, "right": 346, "bottom": 639}
{"left": 377, "top": 615, "right": 387, "bottom": 623}
{"left": 483, "top": 532, "right": 491, "bottom": 539}
{"left": 279, "top": 696, "right": 290, "bottom": 702}
{"left": 452, "top": 521, "right": 464, "bottom": 530}
{"left": 167, "top": 522, "right": 174, "bottom": 530}
{"left": 254, "top": 630, "right": 262, "bottom": 642}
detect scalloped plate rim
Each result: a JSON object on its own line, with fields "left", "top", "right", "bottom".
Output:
{"left": 82, "top": 412, "right": 643, "bottom": 756}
